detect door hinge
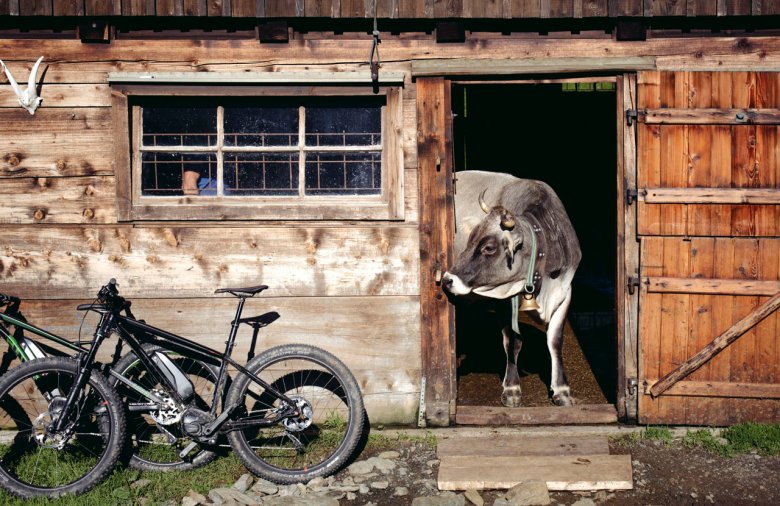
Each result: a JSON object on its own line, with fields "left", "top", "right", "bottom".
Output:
{"left": 626, "top": 108, "right": 646, "bottom": 126}
{"left": 627, "top": 377, "right": 639, "bottom": 396}
{"left": 625, "top": 188, "right": 646, "bottom": 205}
{"left": 627, "top": 276, "right": 642, "bottom": 295}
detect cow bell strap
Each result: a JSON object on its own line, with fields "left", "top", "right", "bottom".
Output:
{"left": 510, "top": 219, "right": 540, "bottom": 334}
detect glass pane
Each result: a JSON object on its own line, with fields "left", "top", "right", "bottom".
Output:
{"left": 224, "top": 152, "right": 299, "bottom": 196}
{"left": 224, "top": 105, "right": 299, "bottom": 147}
{"left": 141, "top": 152, "right": 217, "bottom": 196}
{"left": 304, "top": 151, "right": 381, "bottom": 196}
{"left": 142, "top": 105, "right": 216, "bottom": 147}
{"left": 304, "top": 98, "right": 382, "bottom": 147}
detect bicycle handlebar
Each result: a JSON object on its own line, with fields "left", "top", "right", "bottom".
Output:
{"left": 97, "top": 279, "right": 127, "bottom": 313}
{"left": 0, "top": 293, "right": 21, "bottom": 307}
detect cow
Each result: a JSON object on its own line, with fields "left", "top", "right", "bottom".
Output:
{"left": 441, "top": 170, "right": 582, "bottom": 408}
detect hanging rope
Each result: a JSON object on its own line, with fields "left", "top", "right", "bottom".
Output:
{"left": 369, "top": 0, "right": 381, "bottom": 83}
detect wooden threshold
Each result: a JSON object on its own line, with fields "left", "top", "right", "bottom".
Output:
{"left": 455, "top": 404, "right": 618, "bottom": 426}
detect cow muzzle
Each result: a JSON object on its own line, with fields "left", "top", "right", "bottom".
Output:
{"left": 441, "top": 272, "right": 472, "bottom": 296}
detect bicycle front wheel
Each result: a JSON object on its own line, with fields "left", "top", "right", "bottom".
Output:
{"left": 225, "top": 344, "right": 365, "bottom": 484}
{"left": 0, "top": 357, "right": 126, "bottom": 498}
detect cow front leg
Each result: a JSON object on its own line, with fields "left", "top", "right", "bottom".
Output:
{"left": 547, "top": 289, "right": 574, "bottom": 406}
{"left": 501, "top": 325, "right": 523, "bottom": 407}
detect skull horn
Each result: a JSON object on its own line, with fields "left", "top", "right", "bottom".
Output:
{"left": 478, "top": 189, "right": 490, "bottom": 214}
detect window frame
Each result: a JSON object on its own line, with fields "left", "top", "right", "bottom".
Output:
{"left": 112, "top": 81, "right": 404, "bottom": 221}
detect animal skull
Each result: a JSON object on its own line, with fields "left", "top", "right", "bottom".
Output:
{"left": 0, "top": 56, "right": 44, "bottom": 115}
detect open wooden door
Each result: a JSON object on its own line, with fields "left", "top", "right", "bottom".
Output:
{"left": 635, "top": 71, "right": 780, "bottom": 425}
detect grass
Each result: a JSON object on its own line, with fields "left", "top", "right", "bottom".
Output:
{"left": 0, "top": 427, "right": 436, "bottom": 505}
{"left": 613, "top": 422, "right": 780, "bottom": 458}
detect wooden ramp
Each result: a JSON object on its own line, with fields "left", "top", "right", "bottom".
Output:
{"left": 437, "top": 434, "right": 633, "bottom": 491}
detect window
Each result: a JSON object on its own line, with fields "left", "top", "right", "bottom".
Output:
{"left": 111, "top": 75, "right": 404, "bottom": 221}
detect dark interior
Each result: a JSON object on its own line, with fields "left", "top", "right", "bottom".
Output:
{"left": 451, "top": 82, "right": 618, "bottom": 406}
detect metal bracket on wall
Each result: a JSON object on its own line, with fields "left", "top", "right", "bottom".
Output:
{"left": 417, "top": 376, "right": 427, "bottom": 428}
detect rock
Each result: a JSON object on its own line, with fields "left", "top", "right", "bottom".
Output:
{"left": 571, "top": 499, "right": 596, "bottom": 506}
{"left": 306, "top": 477, "right": 327, "bottom": 488}
{"left": 182, "top": 490, "right": 208, "bottom": 506}
{"left": 427, "top": 459, "right": 441, "bottom": 467}
{"left": 502, "top": 480, "right": 551, "bottom": 506}
{"left": 370, "top": 480, "right": 389, "bottom": 489}
{"left": 359, "top": 484, "right": 370, "bottom": 494}
{"left": 250, "top": 477, "right": 279, "bottom": 496}
{"left": 233, "top": 473, "right": 254, "bottom": 492}
{"left": 368, "top": 457, "right": 397, "bottom": 474}
{"left": 131, "top": 479, "right": 152, "bottom": 490}
{"left": 412, "top": 495, "right": 466, "bottom": 506}
{"left": 346, "top": 492, "right": 357, "bottom": 501}
{"left": 378, "top": 450, "right": 401, "bottom": 459}
{"left": 347, "top": 460, "right": 375, "bottom": 475}
{"left": 261, "top": 497, "right": 339, "bottom": 506}
{"left": 209, "top": 487, "right": 260, "bottom": 506}
{"left": 395, "top": 486, "right": 410, "bottom": 496}
{"left": 464, "top": 489, "right": 484, "bottom": 506}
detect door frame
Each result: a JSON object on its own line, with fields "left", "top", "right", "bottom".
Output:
{"left": 416, "top": 72, "right": 640, "bottom": 426}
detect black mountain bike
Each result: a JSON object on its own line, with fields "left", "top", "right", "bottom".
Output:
{"left": 0, "top": 291, "right": 222, "bottom": 474}
{"left": 0, "top": 280, "right": 365, "bottom": 498}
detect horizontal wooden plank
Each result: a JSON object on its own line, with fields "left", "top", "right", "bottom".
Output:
{"left": 0, "top": 176, "right": 116, "bottom": 223}
{"left": 108, "top": 71, "right": 406, "bottom": 84}
{"left": 437, "top": 435, "right": 610, "bottom": 458}
{"left": 0, "top": 84, "right": 110, "bottom": 108}
{"left": 0, "top": 225, "right": 420, "bottom": 298}
{"left": 411, "top": 56, "right": 656, "bottom": 77}
{"left": 0, "top": 108, "right": 113, "bottom": 178}
{"left": 438, "top": 454, "right": 633, "bottom": 491}
{"left": 639, "top": 108, "right": 780, "bottom": 125}
{"left": 641, "top": 187, "right": 780, "bottom": 205}
{"left": 7, "top": 295, "right": 422, "bottom": 424}
{"left": 644, "top": 379, "right": 780, "bottom": 399}
{"left": 645, "top": 277, "right": 780, "bottom": 296}
{"left": 454, "top": 404, "right": 618, "bottom": 425}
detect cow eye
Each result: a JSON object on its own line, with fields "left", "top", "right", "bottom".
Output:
{"left": 481, "top": 243, "right": 497, "bottom": 255}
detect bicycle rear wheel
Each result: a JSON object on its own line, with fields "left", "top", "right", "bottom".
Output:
{"left": 0, "top": 357, "right": 126, "bottom": 498}
{"left": 225, "top": 344, "right": 365, "bottom": 484}
{"left": 111, "top": 343, "right": 221, "bottom": 471}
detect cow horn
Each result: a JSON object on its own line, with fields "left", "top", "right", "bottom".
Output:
{"left": 478, "top": 189, "right": 490, "bottom": 214}
{"left": 500, "top": 210, "right": 515, "bottom": 230}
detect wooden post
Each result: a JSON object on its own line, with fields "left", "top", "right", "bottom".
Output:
{"left": 416, "top": 77, "right": 456, "bottom": 426}
{"left": 649, "top": 290, "right": 780, "bottom": 398}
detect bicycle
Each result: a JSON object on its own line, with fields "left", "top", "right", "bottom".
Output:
{"left": 0, "top": 291, "right": 221, "bottom": 474}
{"left": 0, "top": 280, "right": 365, "bottom": 498}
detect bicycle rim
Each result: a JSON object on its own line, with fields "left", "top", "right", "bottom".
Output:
{"left": 0, "top": 361, "right": 118, "bottom": 494}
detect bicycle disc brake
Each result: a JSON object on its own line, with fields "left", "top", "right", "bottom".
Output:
{"left": 281, "top": 396, "right": 313, "bottom": 432}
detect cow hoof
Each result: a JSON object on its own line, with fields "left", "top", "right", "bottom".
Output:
{"left": 552, "top": 391, "right": 575, "bottom": 407}
{"left": 501, "top": 386, "right": 523, "bottom": 408}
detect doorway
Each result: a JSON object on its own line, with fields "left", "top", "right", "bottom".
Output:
{"left": 450, "top": 81, "right": 618, "bottom": 409}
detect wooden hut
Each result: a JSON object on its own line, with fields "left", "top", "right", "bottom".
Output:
{"left": 2, "top": 1, "right": 780, "bottom": 427}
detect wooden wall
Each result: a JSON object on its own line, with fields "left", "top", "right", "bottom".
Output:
{"left": 5, "top": 35, "right": 780, "bottom": 425}
{"left": 1, "top": 0, "right": 778, "bottom": 18}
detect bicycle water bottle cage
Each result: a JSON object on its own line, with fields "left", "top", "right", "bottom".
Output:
{"left": 214, "top": 285, "right": 268, "bottom": 297}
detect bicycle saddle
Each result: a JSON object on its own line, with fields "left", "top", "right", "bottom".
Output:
{"left": 214, "top": 285, "right": 268, "bottom": 296}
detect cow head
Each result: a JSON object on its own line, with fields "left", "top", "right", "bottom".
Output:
{"left": 442, "top": 190, "right": 537, "bottom": 300}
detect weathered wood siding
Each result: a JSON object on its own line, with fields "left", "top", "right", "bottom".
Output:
{"left": 4, "top": 36, "right": 780, "bottom": 425}
{"left": 1, "top": 0, "right": 777, "bottom": 18}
